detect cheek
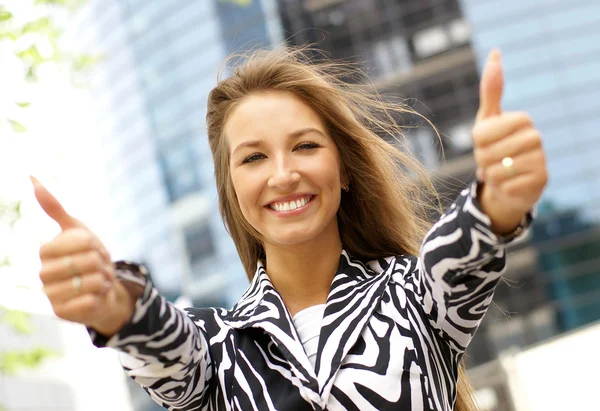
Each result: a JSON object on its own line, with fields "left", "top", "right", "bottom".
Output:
{"left": 231, "top": 170, "right": 261, "bottom": 218}
{"left": 317, "top": 154, "right": 343, "bottom": 189}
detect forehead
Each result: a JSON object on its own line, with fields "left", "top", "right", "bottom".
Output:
{"left": 224, "top": 90, "right": 326, "bottom": 148}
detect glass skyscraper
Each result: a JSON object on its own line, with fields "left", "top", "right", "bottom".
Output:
{"left": 277, "top": 0, "right": 600, "bottom": 408}
{"left": 74, "top": 0, "right": 283, "bottom": 313}
{"left": 73, "top": 2, "right": 282, "bottom": 409}
{"left": 460, "top": 0, "right": 600, "bottom": 346}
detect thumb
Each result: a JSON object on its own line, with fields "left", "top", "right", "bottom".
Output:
{"left": 30, "top": 176, "right": 82, "bottom": 231}
{"left": 476, "top": 49, "right": 504, "bottom": 122}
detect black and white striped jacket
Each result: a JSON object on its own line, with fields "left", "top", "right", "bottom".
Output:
{"left": 89, "top": 181, "right": 531, "bottom": 411}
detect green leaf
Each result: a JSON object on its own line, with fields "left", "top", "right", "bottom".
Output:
{"left": 0, "top": 256, "right": 12, "bottom": 267}
{"left": 25, "top": 65, "right": 38, "bottom": 81}
{"left": 15, "top": 102, "right": 30, "bottom": 108}
{"left": 0, "top": 7, "right": 13, "bottom": 22}
{"left": 17, "top": 45, "right": 45, "bottom": 64}
{"left": 7, "top": 119, "right": 27, "bottom": 132}
{"left": 71, "top": 53, "right": 101, "bottom": 72}
{"left": 35, "top": 0, "right": 87, "bottom": 11}
{"left": 1, "top": 309, "right": 33, "bottom": 335}
{"left": 0, "top": 348, "right": 59, "bottom": 376}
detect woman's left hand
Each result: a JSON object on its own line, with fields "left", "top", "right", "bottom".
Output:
{"left": 472, "top": 49, "right": 548, "bottom": 236}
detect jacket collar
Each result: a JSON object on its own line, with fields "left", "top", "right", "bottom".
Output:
{"left": 226, "top": 250, "right": 391, "bottom": 324}
{"left": 224, "top": 250, "right": 395, "bottom": 404}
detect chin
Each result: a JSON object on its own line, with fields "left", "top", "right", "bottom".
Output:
{"left": 268, "top": 233, "right": 314, "bottom": 247}
{"left": 264, "top": 226, "right": 319, "bottom": 247}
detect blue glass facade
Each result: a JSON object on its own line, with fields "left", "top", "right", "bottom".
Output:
{"left": 77, "top": 1, "right": 282, "bottom": 409}
{"left": 79, "top": 0, "right": 282, "bottom": 308}
{"left": 461, "top": 0, "right": 600, "bottom": 335}
{"left": 276, "top": 0, "right": 600, "bottom": 369}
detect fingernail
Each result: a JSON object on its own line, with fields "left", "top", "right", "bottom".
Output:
{"left": 30, "top": 175, "right": 39, "bottom": 187}
{"left": 489, "top": 48, "right": 501, "bottom": 63}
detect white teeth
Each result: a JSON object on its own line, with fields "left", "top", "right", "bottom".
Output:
{"left": 270, "top": 196, "right": 311, "bottom": 212}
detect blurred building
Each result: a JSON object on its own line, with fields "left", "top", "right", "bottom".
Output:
{"left": 461, "top": 0, "right": 600, "bottom": 336}
{"left": 278, "top": 0, "right": 600, "bottom": 409}
{"left": 72, "top": 0, "right": 283, "bottom": 310}
{"left": 278, "top": 0, "right": 477, "bottom": 166}
{"left": 459, "top": 0, "right": 600, "bottom": 407}
{"left": 71, "top": 1, "right": 282, "bottom": 410}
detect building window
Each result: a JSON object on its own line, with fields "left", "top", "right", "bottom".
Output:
{"left": 184, "top": 223, "right": 216, "bottom": 265}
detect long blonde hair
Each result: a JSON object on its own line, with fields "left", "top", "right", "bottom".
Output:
{"left": 206, "top": 47, "right": 477, "bottom": 411}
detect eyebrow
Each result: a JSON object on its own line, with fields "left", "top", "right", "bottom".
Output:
{"left": 231, "top": 128, "right": 325, "bottom": 155}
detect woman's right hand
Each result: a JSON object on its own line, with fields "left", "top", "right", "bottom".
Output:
{"left": 31, "top": 176, "right": 135, "bottom": 337}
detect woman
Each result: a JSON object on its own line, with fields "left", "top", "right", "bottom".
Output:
{"left": 33, "top": 47, "right": 547, "bottom": 411}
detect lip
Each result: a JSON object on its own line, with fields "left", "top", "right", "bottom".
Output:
{"left": 265, "top": 194, "right": 315, "bottom": 216}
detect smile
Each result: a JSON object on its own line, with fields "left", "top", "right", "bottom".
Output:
{"left": 267, "top": 195, "right": 314, "bottom": 212}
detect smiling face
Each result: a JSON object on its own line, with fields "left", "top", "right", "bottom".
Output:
{"left": 225, "top": 90, "right": 345, "bottom": 250}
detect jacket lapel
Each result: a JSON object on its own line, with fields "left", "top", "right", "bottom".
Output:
{"left": 315, "top": 251, "right": 394, "bottom": 400}
{"left": 225, "top": 263, "right": 322, "bottom": 406}
{"left": 225, "top": 252, "right": 394, "bottom": 406}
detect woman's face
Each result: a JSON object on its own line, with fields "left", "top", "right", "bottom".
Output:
{"left": 225, "top": 90, "right": 345, "bottom": 248}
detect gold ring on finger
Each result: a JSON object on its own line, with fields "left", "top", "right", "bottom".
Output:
{"left": 502, "top": 156, "right": 516, "bottom": 177}
{"left": 72, "top": 274, "right": 82, "bottom": 294}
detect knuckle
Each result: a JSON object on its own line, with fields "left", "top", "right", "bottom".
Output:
{"left": 91, "top": 250, "right": 104, "bottom": 270}
{"left": 475, "top": 149, "right": 491, "bottom": 167}
{"left": 540, "top": 173, "right": 549, "bottom": 187}
{"left": 88, "top": 273, "right": 105, "bottom": 294}
{"left": 39, "top": 243, "right": 51, "bottom": 259}
{"left": 487, "top": 167, "right": 502, "bottom": 183}
{"left": 536, "top": 149, "right": 546, "bottom": 162}
{"left": 80, "top": 296, "right": 99, "bottom": 316}
{"left": 504, "top": 184, "right": 521, "bottom": 197}
{"left": 53, "top": 304, "right": 67, "bottom": 320}
{"left": 74, "top": 229, "right": 94, "bottom": 249}
{"left": 87, "top": 231, "right": 96, "bottom": 248}
{"left": 471, "top": 123, "right": 485, "bottom": 144}
{"left": 39, "top": 267, "right": 52, "bottom": 283}
{"left": 518, "top": 111, "right": 533, "bottom": 125}
{"left": 527, "top": 128, "right": 542, "bottom": 144}
{"left": 71, "top": 228, "right": 86, "bottom": 241}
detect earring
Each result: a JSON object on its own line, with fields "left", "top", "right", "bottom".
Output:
{"left": 341, "top": 184, "right": 350, "bottom": 192}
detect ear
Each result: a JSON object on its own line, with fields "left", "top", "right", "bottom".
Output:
{"left": 340, "top": 176, "right": 350, "bottom": 191}
{"left": 339, "top": 160, "right": 350, "bottom": 188}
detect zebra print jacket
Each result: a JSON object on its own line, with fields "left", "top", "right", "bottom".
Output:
{"left": 89, "top": 181, "right": 531, "bottom": 411}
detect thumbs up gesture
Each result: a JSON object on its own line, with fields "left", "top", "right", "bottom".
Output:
{"left": 31, "top": 177, "right": 134, "bottom": 336}
{"left": 473, "top": 50, "right": 548, "bottom": 235}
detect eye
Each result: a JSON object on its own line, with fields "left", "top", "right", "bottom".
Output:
{"left": 294, "top": 142, "right": 320, "bottom": 151}
{"left": 242, "top": 153, "right": 266, "bottom": 164}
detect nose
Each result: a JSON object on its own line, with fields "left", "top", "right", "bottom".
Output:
{"left": 267, "top": 155, "right": 300, "bottom": 190}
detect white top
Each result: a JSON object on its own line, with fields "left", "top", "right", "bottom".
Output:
{"left": 292, "top": 304, "right": 326, "bottom": 370}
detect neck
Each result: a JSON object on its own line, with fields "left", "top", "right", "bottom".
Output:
{"left": 264, "top": 235, "right": 342, "bottom": 317}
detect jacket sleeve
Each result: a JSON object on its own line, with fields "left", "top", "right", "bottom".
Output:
{"left": 416, "top": 180, "right": 533, "bottom": 352}
{"left": 88, "top": 262, "right": 213, "bottom": 410}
